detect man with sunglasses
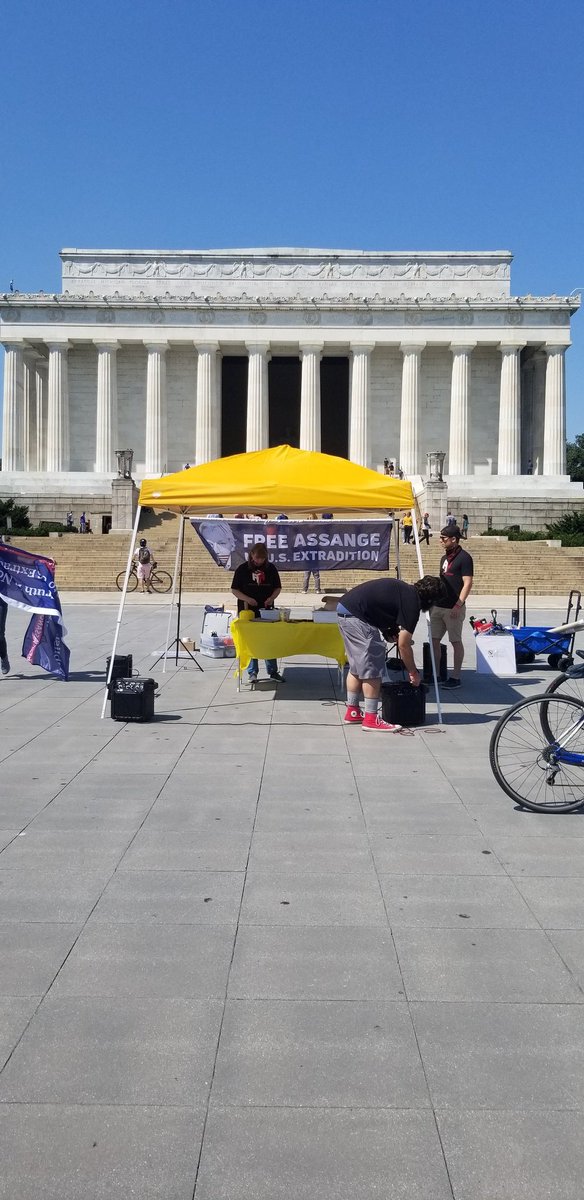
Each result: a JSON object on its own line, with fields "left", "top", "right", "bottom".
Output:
{"left": 431, "top": 525, "right": 474, "bottom": 690}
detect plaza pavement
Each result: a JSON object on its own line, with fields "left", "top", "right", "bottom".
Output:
{"left": 1, "top": 594, "right": 583, "bottom": 1199}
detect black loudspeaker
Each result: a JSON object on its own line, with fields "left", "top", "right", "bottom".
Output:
{"left": 106, "top": 654, "right": 133, "bottom": 680}
{"left": 423, "top": 642, "right": 448, "bottom": 683}
{"left": 381, "top": 682, "right": 426, "bottom": 727}
{"left": 110, "top": 677, "right": 156, "bottom": 722}
{"left": 106, "top": 654, "right": 133, "bottom": 697}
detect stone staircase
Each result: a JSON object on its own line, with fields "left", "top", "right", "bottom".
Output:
{"left": 8, "top": 516, "right": 584, "bottom": 596}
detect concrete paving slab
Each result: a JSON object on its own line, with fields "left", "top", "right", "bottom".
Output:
{"left": 0, "top": 869, "right": 110, "bottom": 924}
{"left": 50, "top": 921, "right": 235, "bottom": 998}
{"left": 0, "top": 829, "right": 133, "bottom": 872}
{"left": 413, "top": 1001, "right": 584, "bottom": 1109}
{"left": 212, "top": 998, "right": 430, "bottom": 1108}
{"left": 379, "top": 874, "right": 539, "bottom": 929}
{"left": 437, "top": 1110, "right": 584, "bottom": 1200}
{"left": 240, "top": 869, "right": 386, "bottom": 926}
{"left": 0, "top": 1104, "right": 205, "bottom": 1200}
{"left": 361, "top": 798, "right": 480, "bottom": 836}
{"left": 0, "top": 924, "right": 80, "bottom": 997}
{"left": 248, "top": 830, "right": 374, "bottom": 873}
{"left": 515, "top": 876, "right": 584, "bottom": 928}
{"left": 394, "top": 927, "right": 584, "bottom": 1002}
{"left": 0, "top": 995, "right": 222, "bottom": 1105}
{"left": 89, "top": 868, "right": 244, "bottom": 926}
{"left": 123, "top": 828, "right": 252, "bottom": 872}
{"left": 145, "top": 794, "right": 258, "bottom": 832}
{"left": 196, "top": 1107, "right": 453, "bottom": 1200}
{"left": 228, "top": 926, "right": 402, "bottom": 1000}
{"left": 491, "top": 834, "right": 584, "bottom": 876}
{"left": 0, "top": 998, "right": 39, "bottom": 1069}
{"left": 369, "top": 832, "right": 505, "bottom": 875}
{"left": 253, "top": 796, "right": 364, "bottom": 833}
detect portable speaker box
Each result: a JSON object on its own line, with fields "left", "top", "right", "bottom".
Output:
{"left": 381, "top": 681, "right": 426, "bottom": 727}
{"left": 106, "top": 654, "right": 133, "bottom": 696}
{"left": 110, "top": 677, "right": 157, "bottom": 722}
{"left": 423, "top": 641, "right": 448, "bottom": 683}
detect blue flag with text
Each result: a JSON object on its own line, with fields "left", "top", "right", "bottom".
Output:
{"left": 0, "top": 541, "right": 70, "bottom": 680}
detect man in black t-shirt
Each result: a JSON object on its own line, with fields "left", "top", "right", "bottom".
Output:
{"left": 430, "top": 525, "right": 474, "bottom": 690}
{"left": 337, "top": 575, "right": 444, "bottom": 732}
{"left": 231, "top": 543, "right": 284, "bottom": 684}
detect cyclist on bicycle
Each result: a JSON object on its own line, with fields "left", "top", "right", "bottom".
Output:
{"left": 133, "top": 538, "right": 154, "bottom": 594}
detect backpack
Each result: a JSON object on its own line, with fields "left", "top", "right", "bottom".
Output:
{"left": 138, "top": 546, "right": 151, "bottom": 565}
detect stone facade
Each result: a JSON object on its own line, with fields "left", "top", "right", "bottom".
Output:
{"left": 1, "top": 248, "right": 582, "bottom": 523}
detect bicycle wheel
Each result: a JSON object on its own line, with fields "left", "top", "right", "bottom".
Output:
{"left": 150, "top": 569, "right": 173, "bottom": 593}
{"left": 116, "top": 570, "right": 138, "bottom": 592}
{"left": 489, "top": 694, "right": 584, "bottom": 813}
{"left": 541, "top": 669, "right": 584, "bottom": 742}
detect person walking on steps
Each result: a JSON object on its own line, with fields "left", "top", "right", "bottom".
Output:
{"left": 430, "top": 525, "right": 474, "bottom": 690}
{"left": 231, "top": 543, "right": 285, "bottom": 684}
{"left": 337, "top": 575, "right": 445, "bottom": 732}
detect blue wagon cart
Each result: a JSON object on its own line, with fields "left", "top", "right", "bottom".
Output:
{"left": 509, "top": 588, "right": 582, "bottom": 668}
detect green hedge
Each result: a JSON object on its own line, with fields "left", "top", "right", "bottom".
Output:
{"left": 481, "top": 529, "right": 548, "bottom": 541}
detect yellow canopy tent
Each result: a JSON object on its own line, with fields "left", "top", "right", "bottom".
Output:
{"left": 104, "top": 446, "right": 442, "bottom": 720}
{"left": 138, "top": 444, "right": 415, "bottom": 514}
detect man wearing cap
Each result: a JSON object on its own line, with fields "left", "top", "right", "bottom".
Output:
{"left": 431, "top": 525, "right": 474, "bottom": 690}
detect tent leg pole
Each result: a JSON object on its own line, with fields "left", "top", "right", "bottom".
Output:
{"left": 411, "top": 508, "right": 443, "bottom": 726}
{"left": 395, "top": 518, "right": 401, "bottom": 579}
{"left": 101, "top": 504, "right": 142, "bottom": 719}
{"left": 174, "top": 516, "right": 187, "bottom": 666}
{"left": 162, "top": 517, "right": 183, "bottom": 674}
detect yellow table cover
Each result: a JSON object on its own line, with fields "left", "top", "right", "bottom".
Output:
{"left": 231, "top": 615, "right": 347, "bottom": 672}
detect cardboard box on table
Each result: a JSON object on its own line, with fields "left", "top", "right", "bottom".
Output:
{"left": 475, "top": 633, "right": 516, "bottom": 677}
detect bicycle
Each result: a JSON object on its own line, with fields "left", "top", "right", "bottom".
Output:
{"left": 489, "top": 692, "right": 584, "bottom": 812}
{"left": 115, "top": 562, "right": 173, "bottom": 593}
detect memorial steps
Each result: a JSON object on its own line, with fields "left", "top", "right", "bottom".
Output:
{"left": 9, "top": 519, "right": 584, "bottom": 595}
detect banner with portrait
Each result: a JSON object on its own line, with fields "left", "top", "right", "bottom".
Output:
{"left": 191, "top": 519, "right": 391, "bottom": 573}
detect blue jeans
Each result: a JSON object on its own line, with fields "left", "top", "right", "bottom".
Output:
{"left": 247, "top": 658, "right": 277, "bottom": 678}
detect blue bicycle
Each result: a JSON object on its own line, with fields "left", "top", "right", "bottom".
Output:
{"left": 490, "top": 637, "right": 584, "bottom": 813}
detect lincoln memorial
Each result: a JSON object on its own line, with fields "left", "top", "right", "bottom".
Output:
{"left": 1, "top": 247, "right": 581, "bottom": 524}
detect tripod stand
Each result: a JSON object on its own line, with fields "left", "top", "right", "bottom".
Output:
{"left": 156, "top": 515, "right": 203, "bottom": 672}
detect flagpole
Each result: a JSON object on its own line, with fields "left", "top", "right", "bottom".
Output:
{"left": 411, "top": 506, "right": 443, "bottom": 726}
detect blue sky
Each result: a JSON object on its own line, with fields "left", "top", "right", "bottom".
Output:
{"left": 2, "top": 0, "right": 583, "bottom": 438}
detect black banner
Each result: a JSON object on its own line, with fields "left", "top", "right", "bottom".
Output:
{"left": 191, "top": 519, "right": 391, "bottom": 572}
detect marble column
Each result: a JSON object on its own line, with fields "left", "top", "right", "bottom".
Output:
{"left": 245, "top": 342, "right": 270, "bottom": 452}
{"left": 531, "top": 350, "right": 547, "bottom": 475}
{"left": 95, "top": 341, "right": 120, "bottom": 472}
{"left": 448, "top": 343, "right": 475, "bottom": 475}
{"left": 195, "top": 342, "right": 221, "bottom": 464}
{"left": 349, "top": 344, "right": 374, "bottom": 466}
{"left": 497, "top": 344, "right": 523, "bottom": 475}
{"left": 299, "top": 343, "right": 323, "bottom": 452}
{"left": 399, "top": 343, "right": 425, "bottom": 476}
{"left": 1, "top": 341, "right": 25, "bottom": 470}
{"left": 543, "top": 345, "right": 566, "bottom": 475}
{"left": 23, "top": 352, "right": 38, "bottom": 471}
{"left": 144, "top": 343, "right": 168, "bottom": 474}
{"left": 35, "top": 358, "right": 48, "bottom": 472}
{"left": 46, "top": 341, "right": 71, "bottom": 472}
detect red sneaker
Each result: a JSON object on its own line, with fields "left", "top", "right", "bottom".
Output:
{"left": 344, "top": 705, "right": 363, "bottom": 724}
{"left": 362, "top": 712, "right": 402, "bottom": 733}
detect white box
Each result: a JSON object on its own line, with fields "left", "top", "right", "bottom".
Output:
{"left": 258, "top": 609, "right": 281, "bottom": 621}
{"left": 475, "top": 633, "right": 516, "bottom": 677}
{"left": 313, "top": 611, "right": 339, "bottom": 624}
